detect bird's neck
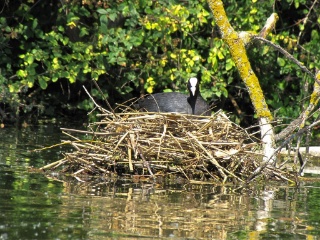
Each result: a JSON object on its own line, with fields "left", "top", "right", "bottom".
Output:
{"left": 187, "top": 94, "right": 198, "bottom": 115}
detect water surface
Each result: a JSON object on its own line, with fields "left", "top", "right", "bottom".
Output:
{"left": 1, "top": 122, "right": 320, "bottom": 239}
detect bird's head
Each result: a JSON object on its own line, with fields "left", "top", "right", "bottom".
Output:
{"left": 187, "top": 77, "right": 199, "bottom": 97}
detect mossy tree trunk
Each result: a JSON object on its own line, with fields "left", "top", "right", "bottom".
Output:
{"left": 207, "top": 0, "right": 276, "bottom": 164}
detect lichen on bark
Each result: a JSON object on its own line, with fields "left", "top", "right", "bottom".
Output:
{"left": 207, "top": 0, "right": 273, "bottom": 120}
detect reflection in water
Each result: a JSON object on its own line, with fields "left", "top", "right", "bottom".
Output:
{"left": 60, "top": 182, "right": 246, "bottom": 239}
{"left": 0, "top": 123, "right": 320, "bottom": 239}
{"left": 54, "top": 180, "right": 319, "bottom": 239}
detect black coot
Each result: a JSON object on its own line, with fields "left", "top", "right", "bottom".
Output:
{"left": 136, "top": 77, "right": 210, "bottom": 116}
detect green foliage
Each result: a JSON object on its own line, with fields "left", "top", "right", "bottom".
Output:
{"left": 0, "top": 0, "right": 319, "bottom": 128}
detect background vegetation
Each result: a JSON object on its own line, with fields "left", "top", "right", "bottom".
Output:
{"left": 0, "top": 0, "right": 319, "bottom": 128}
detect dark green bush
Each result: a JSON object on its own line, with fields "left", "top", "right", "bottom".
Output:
{"left": 0, "top": 0, "right": 319, "bottom": 127}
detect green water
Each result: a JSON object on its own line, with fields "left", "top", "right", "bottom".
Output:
{"left": 1, "top": 123, "right": 320, "bottom": 239}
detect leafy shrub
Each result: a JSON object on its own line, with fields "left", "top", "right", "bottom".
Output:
{"left": 0, "top": 0, "right": 319, "bottom": 127}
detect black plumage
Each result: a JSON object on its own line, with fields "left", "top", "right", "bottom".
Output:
{"left": 136, "top": 77, "right": 210, "bottom": 116}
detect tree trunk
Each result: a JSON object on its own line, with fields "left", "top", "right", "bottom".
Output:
{"left": 206, "top": 0, "right": 275, "bottom": 164}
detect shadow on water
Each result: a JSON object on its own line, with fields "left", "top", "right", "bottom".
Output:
{"left": 1, "top": 121, "right": 320, "bottom": 239}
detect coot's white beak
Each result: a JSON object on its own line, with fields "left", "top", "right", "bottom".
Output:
{"left": 189, "top": 77, "right": 198, "bottom": 96}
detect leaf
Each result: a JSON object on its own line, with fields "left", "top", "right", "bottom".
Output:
{"left": 61, "top": 71, "right": 69, "bottom": 78}
{"left": 221, "top": 87, "right": 228, "bottom": 98}
{"left": 92, "top": 71, "right": 99, "bottom": 80}
{"left": 109, "top": 12, "right": 117, "bottom": 22}
{"left": 16, "top": 69, "right": 27, "bottom": 78}
{"left": 38, "top": 77, "right": 48, "bottom": 89}
{"left": 277, "top": 57, "right": 286, "bottom": 67}
{"left": 32, "top": 19, "right": 38, "bottom": 29}
{"left": 27, "top": 79, "right": 34, "bottom": 88}
{"left": 146, "top": 86, "right": 153, "bottom": 93}
{"left": 170, "top": 53, "right": 177, "bottom": 59}
{"left": 100, "top": 15, "right": 109, "bottom": 32}
{"left": 226, "top": 59, "right": 233, "bottom": 71}
{"left": 79, "top": 27, "right": 89, "bottom": 37}
{"left": 217, "top": 51, "right": 224, "bottom": 60}
{"left": 69, "top": 74, "right": 76, "bottom": 83}
{"left": 210, "top": 56, "right": 218, "bottom": 71}
{"left": 26, "top": 55, "right": 34, "bottom": 65}
{"left": 97, "top": 9, "right": 109, "bottom": 15}
{"left": 262, "top": 46, "right": 269, "bottom": 55}
{"left": 9, "top": 84, "right": 17, "bottom": 93}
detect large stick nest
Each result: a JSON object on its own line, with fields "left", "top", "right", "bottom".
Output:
{"left": 41, "top": 105, "right": 269, "bottom": 183}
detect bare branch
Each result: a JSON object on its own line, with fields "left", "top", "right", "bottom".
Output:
{"left": 252, "top": 36, "right": 317, "bottom": 83}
